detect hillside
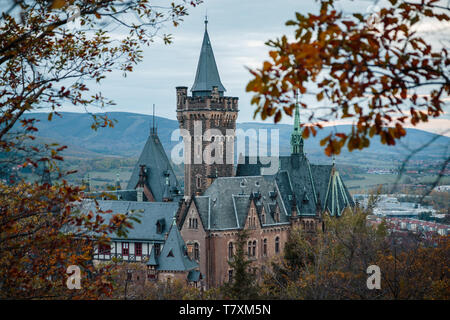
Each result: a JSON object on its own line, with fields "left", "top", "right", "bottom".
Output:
{"left": 17, "top": 112, "right": 450, "bottom": 167}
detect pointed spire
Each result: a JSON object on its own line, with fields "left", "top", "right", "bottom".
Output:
{"left": 150, "top": 104, "right": 157, "bottom": 135}
{"left": 290, "top": 90, "right": 304, "bottom": 155}
{"left": 191, "top": 18, "right": 226, "bottom": 97}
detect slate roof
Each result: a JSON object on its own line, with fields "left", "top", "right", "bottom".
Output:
{"left": 147, "top": 246, "right": 158, "bottom": 266}
{"left": 78, "top": 200, "right": 179, "bottom": 241}
{"left": 157, "top": 218, "right": 198, "bottom": 272}
{"left": 236, "top": 154, "right": 355, "bottom": 217}
{"left": 126, "top": 132, "right": 180, "bottom": 202}
{"left": 191, "top": 21, "right": 226, "bottom": 97}
{"left": 279, "top": 155, "right": 318, "bottom": 215}
{"left": 187, "top": 176, "right": 290, "bottom": 231}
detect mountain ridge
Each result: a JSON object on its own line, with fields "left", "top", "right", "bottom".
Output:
{"left": 17, "top": 112, "right": 450, "bottom": 165}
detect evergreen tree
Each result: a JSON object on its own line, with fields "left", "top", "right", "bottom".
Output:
{"left": 222, "top": 229, "right": 259, "bottom": 299}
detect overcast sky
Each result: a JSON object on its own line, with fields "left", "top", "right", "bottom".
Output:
{"left": 58, "top": 0, "right": 449, "bottom": 136}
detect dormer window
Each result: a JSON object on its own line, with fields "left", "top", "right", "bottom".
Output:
{"left": 156, "top": 221, "right": 163, "bottom": 234}
{"left": 167, "top": 249, "right": 174, "bottom": 257}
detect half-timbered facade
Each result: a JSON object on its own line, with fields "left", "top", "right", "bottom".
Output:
{"left": 80, "top": 200, "right": 200, "bottom": 284}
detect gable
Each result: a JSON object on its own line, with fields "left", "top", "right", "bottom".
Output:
{"left": 181, "top": 200, "right": 206, "bottom": 232}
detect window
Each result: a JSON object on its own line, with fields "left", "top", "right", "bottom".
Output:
{"left": 167, "top": 249, "right": 174, "bottom": 257}
{"left": 228, "top": 242, "right": 233, "bottom": 259}
{"left": 194, "top": 243, "right": 199, "bottom": 261}
{"left": 274, "top": 211, "right": 280, "bottom": 223}
{"left": 263, "top": 239, "right": 267, "bottom": 256}
{"left": 122, "top": 242, "right": 129, "bottom": 256}
{"left": 156, "top": 221, "right": 163, "bottom": 234}
{"left": 135, "top": 242, "right": 142, "bottom": 256}
{"left": 252, "top": 240, "right": 257, "bottom": 257}
{"left": 196, "top": 176, "right": 201, "bottom": 188}
{"left": 275, "top": 237, "right": 280, "bottom": 254}
{"left": 99, "top": 244, "right": 111, "bottom": 255}
{"left": 189, "top": 218, "right": 192, "bottom": 228}
{"left": 247, "top": 241, "right": 252, "bottom": 256}
{"left": 228, "top": 269, "right": 233, "bottom": 283}
{"left": 154, "top": 243, "right": 161, "bottom": 256}
{"left": 262, "top": 213, "right": 266, "bottom": 224}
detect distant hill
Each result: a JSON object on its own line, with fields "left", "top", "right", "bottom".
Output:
{"left": 17, "top": 112, "right": 450, "bottom": 166}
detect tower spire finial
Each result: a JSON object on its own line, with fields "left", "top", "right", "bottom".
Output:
{"left": 204, "top": 11, "right": 208, "bottom": 30}
{"left": 151, "top": 104, "right": 157, "bottom": 135}
{"left": 290, "top": 89, "right": 304, "bottom": 155}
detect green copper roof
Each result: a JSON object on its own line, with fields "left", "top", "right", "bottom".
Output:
{"left": 290, "top": 93, "right": 304, "bottom": 155}
{"left": 191, "top": 19, "right": 226, "bottom": 97}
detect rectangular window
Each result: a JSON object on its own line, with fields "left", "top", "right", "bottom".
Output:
{"left": 122, "top": 242, "right": 129, "bottom": 256}
{"left": 135, "top": 242, "right": 142, "bottom": 256}
{"left": 154, "top": 243, "right": 161, "bottom": 256}
{"left": 228, "top": 270, "right": 233, "bottom": 283}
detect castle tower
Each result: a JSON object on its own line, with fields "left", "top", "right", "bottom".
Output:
{"left": 177, "top": 18, "right": 238, "bottom": 197}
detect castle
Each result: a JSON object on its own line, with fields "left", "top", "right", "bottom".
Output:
{"left": 86, "top": 19, "right": 354, "bottom": 289}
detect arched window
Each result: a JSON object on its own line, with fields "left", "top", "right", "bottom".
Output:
{"left": 275, "top": 236, "right": 280, "bottom": 254}
{"left": 302, "top": 221, "right": 306, "bottom": 229}
{"left": 196, "top": 176, "right": 201, "bottom": 188}
{"left": 228, "top": 242, "right": 233, "bottom": 259}
{"left": 247, "top": 241, "right": 252, "bottom": 256}
{"left": 194, "top": 243, "right": 199, "bottom": 261}
{"left": 252, "top": 240, "right": 257, "bottom": 257}
{"left": 263, "top": 238, "right": 267, "bottom": 256}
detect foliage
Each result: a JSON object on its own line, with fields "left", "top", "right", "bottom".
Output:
{"left": 221, "top": 229, "right": 260, "bottom": 299}
{"left": 246, "top": 0, "right": 449, "bottom": 156}
{"left": 0, "top": 0, "right": 200, "bottom": 169}
{"left": 261, "top": 205, "right": 449, "bottom": 299}
{"left": 109, "top": 262, "right": 216, "bottom": 300}
{"left": 0, "top": 181, "right": 137, "bottom": 299}
{"left": 0, "top": 0, "right": 199, "bottom": 299}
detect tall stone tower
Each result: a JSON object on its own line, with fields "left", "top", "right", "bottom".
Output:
{"left": 176, "top": 19, "right": 238, "bottom": 197}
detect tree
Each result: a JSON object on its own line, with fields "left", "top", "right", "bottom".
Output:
{"left": 261, "top": 204, "right": 449, "bottom": 299}
{"left": 246, "top": 0, "right": 449, "bottom": 156}
{"left": 0, "top": 181, "right": 139, "bottom": 299}
{"left": 1, "top": 0, "right": 200, "bottom": 169}
{"left": 0, "top": 0, "right": 200, "bottom": 299}
{"left": 222, "top": 229, "right": 260, "bottom": 299}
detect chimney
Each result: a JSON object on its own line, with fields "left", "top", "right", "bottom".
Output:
{"left": 137, "top": 187, "right": 144, "bottom": 202}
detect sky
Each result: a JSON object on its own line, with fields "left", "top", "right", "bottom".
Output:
{"left": 58, "top": 0, "right": 449, "bottom": 136}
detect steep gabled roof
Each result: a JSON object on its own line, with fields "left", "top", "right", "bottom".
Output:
{"left": 157, "top": 219, "right": 198, "bottom": 272}
{"left": 78, "top": 200, "right": 179, "bottom": 241}
{"left": 195, "top": 176, "right": 290, "bottom": 231}
{"left": 126, "top": 132, "right": 179, "bottom": 201}
{"left": 191, "top": 21, "right": 226, "bottom": 96}
{"left": 279, "top": 155, "right": 318, "bottom": 215}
